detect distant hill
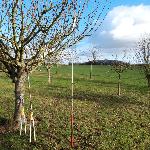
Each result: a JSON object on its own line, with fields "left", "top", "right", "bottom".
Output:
{"left": 78, "top": 59, "right": 125, "bottom": 65}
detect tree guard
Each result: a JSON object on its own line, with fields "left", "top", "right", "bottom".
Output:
{"left": 19, "top": 96, "right": 27, "bottom": 136}
{"left": 27, "top": 71, "right": 36, "bottom": 143}
{"left": 18, "top": 70, "right": 36, "bottom": 142}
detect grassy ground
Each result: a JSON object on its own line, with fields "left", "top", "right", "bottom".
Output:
{"left": 0, "top": 65, "right": 150, "bottom": 150}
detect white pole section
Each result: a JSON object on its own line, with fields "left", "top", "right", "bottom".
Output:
{"left": 70, "top": 52, "right": 74, "bottom": 148}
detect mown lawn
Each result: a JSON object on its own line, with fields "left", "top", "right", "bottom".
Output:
{"left": 0, "top": 65, "right": 150, "bottom": 150}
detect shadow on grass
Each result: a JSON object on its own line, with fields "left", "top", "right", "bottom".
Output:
{"left": 49, "top": 76, "right": 149, "bottom": 98}
{"left": 123, "top": 84, "right": 149, "bottom": 95}
{"left": 0, "top": 117, "right": 8, "bottom": 126}
{"left": 0, "top": 131, "right": 39, "bottom": 150}
{"left": 55, "top": 76, "right": 148, "bottom": 93}
{"left": 45, "top": 84, "right": 148, "bottom": 108}
{"left": 0, "top": 117, "right": 12, "bottom": 138}
{"left": 74, "top": 90, "right": 149, "bottom": 107}
{"left": 78, "top": 78, "right": 149, "bottom": 95}
{"left": 37, "top": 77, "right": 149, "bottom": 108}
{"left": 55, "top": 76, "right": 117, "bottom": 88}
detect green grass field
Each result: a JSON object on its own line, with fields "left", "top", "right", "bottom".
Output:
{"left": 0, "top": 65, "right": 150, "bottom": 150}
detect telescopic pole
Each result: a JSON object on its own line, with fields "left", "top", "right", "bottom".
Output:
{"left": 70, "top": 52, "right": 74, "bottom": 148}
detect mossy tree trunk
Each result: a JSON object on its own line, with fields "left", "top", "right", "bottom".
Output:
{"left": 48, "top": 68, "right": 51, "bottom": 84}
{"left": 146, "top": 74, "right": 150, "bottom": 87}
{"left": 118, "top": 73, "right": 121, "bottom": 96}
{"left": 56, "top": 64, "right": 58, "bottom": 75}
{"left": 13, "top": 71, "right": 27, "bottom": 125}
{"left": 90, "top": 63, "right": 92, "bottom": 79}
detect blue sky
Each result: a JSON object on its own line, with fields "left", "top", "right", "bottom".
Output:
{"left": 0, "top": 0, "right": 150, "bottom": 63}
{"left": 111, "top": 0, "right": 150, "bottom": 6}
{"left": 76, "top": 0, "right": 150, "bottom": 63}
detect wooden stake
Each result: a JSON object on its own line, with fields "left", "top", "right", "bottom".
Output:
{"left": 48, "top": 68, "right": 51, "bottom": 84}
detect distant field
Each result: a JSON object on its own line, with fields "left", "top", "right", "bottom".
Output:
{"left": 0, "top": 65, "right": 150, "bottom": 149}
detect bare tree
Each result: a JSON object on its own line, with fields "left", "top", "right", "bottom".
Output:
{"left": 44, "top": 50, "right": 63, "bottom": 84}
{"left": 82, "top": 45, "right": 101, "bottom": 79}
{"left": 89, "top": 46, "right": 101, "bottom": 79}
{"left": 112, "top": 54, "right": 130, "bottom": 96}
{"left": 0, "top": 0, "right": 111, "bottom": 125}
{"left": 136, "top": 36, "right": 150, "bottom": 87}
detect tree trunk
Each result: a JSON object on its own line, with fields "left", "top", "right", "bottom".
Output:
{"left": 48, "top": 68, "right": 51, "bottom": 84}
{"left": 56, "top": 64, "right": 58, "bottom": 75}
{"left": 146, "top": 74, "right": 150, "bottom": 87}
{"left": 90, "top": 63, "right": 92, "bottom": 79}
{"left": 13, "top": 72, "right": 26, "bottom": 125}
{"left": 118, "top": 73, "right": 121, "bottom": 96}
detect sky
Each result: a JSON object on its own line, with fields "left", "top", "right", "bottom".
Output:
{"left": 76, "top": 0, "right": 150, "bottom": 63}
{"left": 0, "top": 0, "right": 150, "bottom": 63}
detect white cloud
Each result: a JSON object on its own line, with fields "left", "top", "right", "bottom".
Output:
{"left": 76, "top": 4, "right": 150, "bottom": 63}
{"left": 110, "top": 5, "right": 150, "bottom": 41}
{"left": 92, "top": 4, "right": 150, "bottom": 49}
